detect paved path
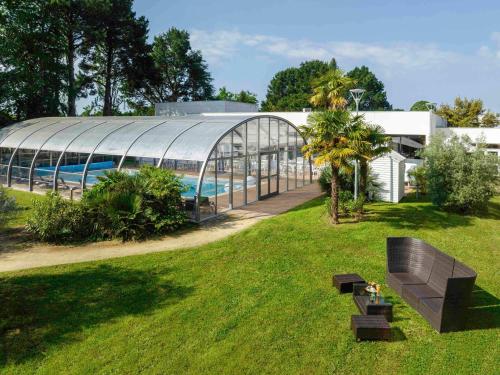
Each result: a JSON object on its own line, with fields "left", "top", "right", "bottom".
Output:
{"left": 0, "top": 184, "right": 322, "bottom": 273}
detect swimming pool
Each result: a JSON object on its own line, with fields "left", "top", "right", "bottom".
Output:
{"left": 38, "top": 166, "right": 240, "bottom": 199}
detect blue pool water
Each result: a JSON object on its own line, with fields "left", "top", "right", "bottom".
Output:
{"left": 36, "top": 163, "right": 239, "bottom": 199}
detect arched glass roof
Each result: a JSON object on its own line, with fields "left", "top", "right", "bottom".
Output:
{"left": 0, "top": 115, "right": 256, "bottom": 162}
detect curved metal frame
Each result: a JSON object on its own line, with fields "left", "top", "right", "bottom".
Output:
{"left": 117, "top": 119, "right": 171, "bottom": 170}
{"left": 194, "top": 115, "right": 311, "bottom": 221}
{"left": 28, "top": 120, "right": 83, "bottom": 191}
{"left": 6, "top": 120, "right": 62, "bottom": 187}
{"left": 81, "top": 120, "right": 137, "bottom": 189}
{"left": 52, "top": 121, "right": 108, "bottom": 191}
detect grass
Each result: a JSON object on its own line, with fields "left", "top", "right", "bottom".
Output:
{"left": 3, "top": 189, "right": 46, "bottom": 228}
{"left": 0, "top": 191, "right": 499, "bottom": 374}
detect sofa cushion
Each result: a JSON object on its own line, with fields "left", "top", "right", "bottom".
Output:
{"left": 402, "top": 284, "right": 443, "bottom": 309}
{"left": 428, "top": 252, "right": 455, "bottom": 295}
{"left": 420, "top": 297, "right": 443, "bottom": 314}
{"left": 387, "top": 272, "right": 424, "bottom": 294}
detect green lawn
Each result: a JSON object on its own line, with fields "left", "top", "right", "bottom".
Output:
{"left": 1, "top": 193, "right": 499, "bottom": 374}
{"left": 3, "top": 189, "right": 46, "bottom": 228}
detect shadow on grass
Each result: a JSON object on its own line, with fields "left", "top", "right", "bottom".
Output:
{"left": 463, "top": 285, "right": 500, "bottom": 331}
{"left": 0, "top": 264, "right": 193, "bottom": 366}
{"left": 364, "top": 201, "right": 475, "bottom": 230}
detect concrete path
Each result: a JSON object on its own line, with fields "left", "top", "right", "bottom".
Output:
{"left": 0, "top": 183, "right": 322, "bottom": 273}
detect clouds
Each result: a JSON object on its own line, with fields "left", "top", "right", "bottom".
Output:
{"left": 478, "top": 31, "right": 500, "bottom": 61}
{"left": 190, "top": 29, "right": 458, "bottom": 71}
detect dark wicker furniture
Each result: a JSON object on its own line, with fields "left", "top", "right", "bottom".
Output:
{"left": 386, "top": 237, "right": 476, "bottom": 333}
{"left": 333, "top": 273, "right": 365, "bottom": 293}
{"left": 351, "top": 315, "right": 391, "bottom": 341}
{"left": 353, "top": 283, "right": 393, "bottom": 322}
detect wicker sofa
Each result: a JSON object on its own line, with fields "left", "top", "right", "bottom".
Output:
{"left": 386, "top": 237, "right": 476, "bottom": 333}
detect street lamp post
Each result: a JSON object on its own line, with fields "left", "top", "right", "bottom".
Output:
{"left": 349, "top": 88, "right": 366, "bottom": 199}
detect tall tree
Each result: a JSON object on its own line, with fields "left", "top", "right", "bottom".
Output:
{"left": 50, "top": 0, "right": 91, "bottom": 116}
{"left": 125, "top": 28, "right": 214, "bottom": 110}
{"left": 310, "top": 68, "right": 355, "bottom": 110}
{"left": 300, "top": 111, "right": 362, "bottom": 224}
{"left": 0, "top": 0, "right": 66, "bottom": 120}
{"left": 214, "top": 87, "right": 258, "bottom": 104}
{"left": 436, "top": 97, "right": 499, "bottom": 128}
{"left": 80, "top": 0, "right": 149, "bottom": 116}
{"left": 261, "top": 60, "right": 336, "bottom": 111}
{"left": 410, "top": 100, "right": 431, "bottom": 111}
{"left": 346, "top": 66, "right": 392, "bottom": 111}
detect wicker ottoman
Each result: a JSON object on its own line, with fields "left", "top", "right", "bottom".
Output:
{"left": 351, "top": 315, "right": 391, "bottom": 341}
{"left": 333, "top": 273, "right": 365, "bottom": 293}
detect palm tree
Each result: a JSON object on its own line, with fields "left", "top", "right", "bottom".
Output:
{"left": 354, "top": 122, "right": 392, "bottom": 203}
{"left": 310, "top": 68, "right": 356, "bottom": 110}
{"left": 301, "top": 111, "right": 365, "bottom": 224}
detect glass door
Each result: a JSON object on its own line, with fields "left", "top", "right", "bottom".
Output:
{"left": 259, "top": 151, "right": 279, "bottom": 199}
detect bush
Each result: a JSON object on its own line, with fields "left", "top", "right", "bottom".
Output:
{"left": 421, "top": 134, "right": 499, "bottom": 213}
{"left": 26, "top": 192, "right": 90, "bottom": 242}
{"left": 407, "top": 165, "right": 427, "bottom": 194}
{"left": 319, "top": 165, "right": 381, "bottom": 202}
{"left": 27, "top": 166, "right": 188, "bottom": 243}
{"left": 83, "top": 166, "right": 187, "bottom": 241}
{"left": 325, "top": 192, "right": 364, "bottom": 220}
{"left": 338, "top": 190, "right": 354, "bottom": 216}
{"left": 0, "top": 185, "right": 17, "bottom": 228}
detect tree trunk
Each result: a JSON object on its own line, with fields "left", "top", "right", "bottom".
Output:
{"left": 359, "top": 160, "right": 368, "bottom": 197}
{"left": 103, "top": 35, "right": 113, "bottom": 116}
{"left": 67, "top": 31, "right": 77, "bottom": 116}
{"left": 330, "top": 163, "right": 340, "bottom": 224}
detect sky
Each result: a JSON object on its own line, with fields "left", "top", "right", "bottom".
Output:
{"left": 132, "top": 0, "right": 500, "bottom": 111}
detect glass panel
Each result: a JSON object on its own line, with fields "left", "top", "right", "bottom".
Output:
{"left": 199, "top": 159, "right": 216, "bottom": 220}
{"left": 217, "top": 133, "right": 232, "bottom": 159}
{"left": 247, "top": 120, "right": 258, "bottom": 155}
{"left": 260, "top": 154, "right": 269, "bottom": 196}
{"left": 85, "top": 154, "right": 121, "bottom": 187}
{"left": 233, "top": 124, "right": 245, "bottom": 157}
{"left": 33, "top": 150, "right": 61, "bottom": 193}
{"left": 0, "top": 147, "right": 13, "bottom": 185}
{"left": 233, "top": 157, "right": 245, "bottom": 208}
{"left": 216, "top": 158, "right": 231, "bottom": 212}
{"left": 304, "top": 157, "right": 311, "bottom": 185}
{"left": 10, "top": 149, "right": 36, "bottom": 190}
{"left": 57, "top": 152, "right": 90, "bottom": 199}
{"left": 269, "top": 152, "right": 278, "bottom": 194}
{"left": 279, "top": 121, "right": 288, "bottom": 150}
{"left": 246, "top": 154, "right": 258, "bottom": 203}
{"left": 121, "top": 156, "right": 157, "bottom": 173}
{"left": 259, "top": 118, "right": 270, "bottom": 152}
{"left": 270, "top": 119, "right": 279, "bottom": 151}
{"left": 297, "top": 136, "right": 304, "bottom": 188}
{"left": 279, "top": 151, "right": 287, "bottom": 193}
{"left": 288, "top": 127, "right": 297, "bottom": 190}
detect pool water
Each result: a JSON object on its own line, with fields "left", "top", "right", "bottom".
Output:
{"left": 56, "top": 169, "right": 239, "bottom": 198}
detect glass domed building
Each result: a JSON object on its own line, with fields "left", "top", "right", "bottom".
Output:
{"left": 0, "top": 115, "right": 312, "bottom": 221}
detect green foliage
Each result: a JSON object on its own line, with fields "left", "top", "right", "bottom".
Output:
{"left": 318, "top": 165, "right": 353, "bottom": 193}
{"left": 26, "top": 192, "right": 89, "bottom": 242}
{"left": 435, "top": 97, "right": 499, "bottom": 128}
{"left": 0, "top": 0, "right": 67, "bottom": 120}
{"left": 421, "top": 134, "right": 499, "bottom": 213}
{"left": 410, "top": 100, "right": 431, "bottom": 111}
{"left": 125, "top": 27, "right": 214, "bottom": 109}
{"left": 261, "top": 60, "right": 335, "bottom": 111}
{"left": 0, "top": 185, "right": 18, "bottom": 228}
{"left": 346, "top": 66, "right": 392, "bottom": 110}
{"left": 26, "top": 166, "right": 187, "bottom": 243}
{"left": 407, "top": 165, "right": 427, "bottom": 194}
{"left": 214, "top": 87, "right": 258, "bottom": 104}
{"left": 309, "top": 68, "right": 355, "bottom": 110}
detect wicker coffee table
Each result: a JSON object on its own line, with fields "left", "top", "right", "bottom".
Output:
{"left": 333, "top": 273, "right": 365, "bottom": 293}
{"left": 351, "top": 315, "right": 391, "bottom": 341}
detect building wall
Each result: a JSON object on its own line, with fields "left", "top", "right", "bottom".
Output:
{"left": 155, "top": 101, "right": 258, "bottom": 116}
{"left": 370, "top": 151, "right": 405, "bottom": 203}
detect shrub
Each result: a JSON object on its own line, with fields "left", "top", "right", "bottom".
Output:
{"left": 407, "top": 165, "right": 427, "bottom": 194}
{"left": 26, "top": 192, "right": 90, "bottom": 242}
{"left": 338, "top": 190, "right": 354, "bottom": 216}
{"left": 0, "top": 185, "right": 17, "bottom": 228}
{"left": 319, "top": 165, "right": 381, "bottom": 201}
{"left": 83, "top": 166, "right": 187, "bottom": 241}
{"left": 421, "top": 134, "right": 499, "bottom": 213}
